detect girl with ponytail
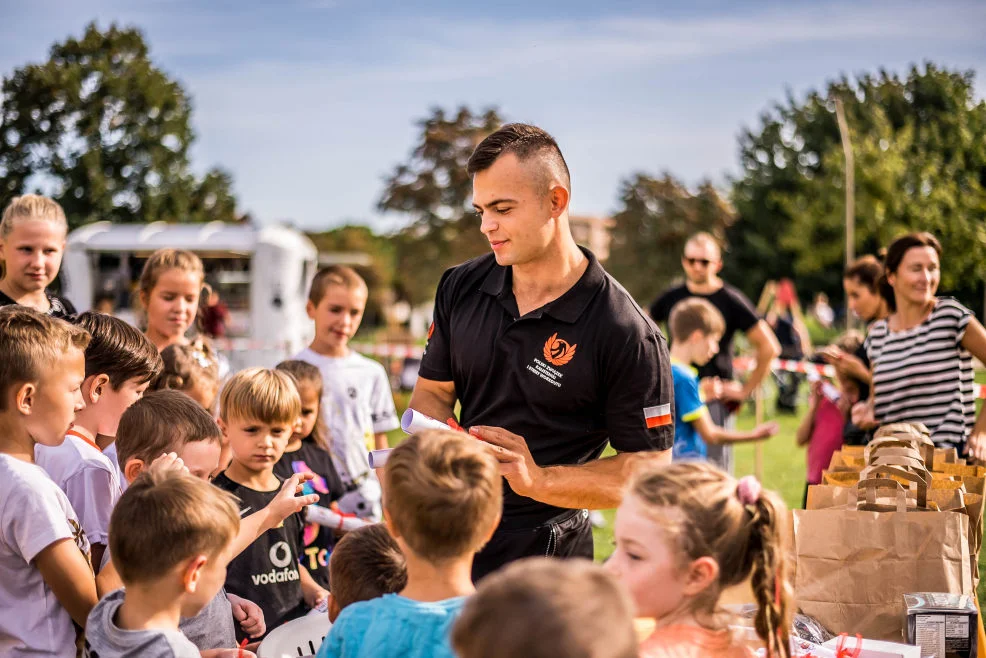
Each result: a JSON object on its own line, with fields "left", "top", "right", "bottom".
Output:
{"left": 606, "top": 461, "right": 792, "bottom": 658}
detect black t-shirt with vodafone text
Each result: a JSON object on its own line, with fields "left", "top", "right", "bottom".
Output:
{"left": 418, "top": 248, "right": 674, "bottom": 527}
{"left": 649, "top": 283, "right": 760, "bottom": 381}
{"left": 211, "top": 473, "right": 308, "bottom": 640}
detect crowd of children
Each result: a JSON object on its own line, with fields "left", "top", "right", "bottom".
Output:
{"left": 1, "top": 193, "right": 804, "bottom": 658}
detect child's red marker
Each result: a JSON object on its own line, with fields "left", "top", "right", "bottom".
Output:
{"left": 446, "top": 417, "right": 466, "bottom": 433}
{"left": 238, "top": 637, "right": 248, "bottom": 658}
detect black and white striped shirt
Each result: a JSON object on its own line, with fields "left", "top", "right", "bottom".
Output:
{"left": 865, "top": 297, "right": 974, "bottom": 448}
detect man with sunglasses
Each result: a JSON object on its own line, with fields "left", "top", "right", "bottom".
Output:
{"left": 649, "top": 232, "right": 780, "bottom": 474}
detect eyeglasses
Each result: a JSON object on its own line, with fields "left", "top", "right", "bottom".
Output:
{"left": 683, "top": 257, "right": 713, "bottom": 267}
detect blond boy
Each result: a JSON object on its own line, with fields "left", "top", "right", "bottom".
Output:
{"left": 0, "top": 307, "right": 96, "bottom": 656}
{"left": 84, "top": 469, "right": 240, "bottom": 657}
{"left": 213, "top": 368, "right": 328, "bottom": 640}
{"left": 295, "top": 265, "right": 400, "bottom": 520}
{"left": 316, "top": 430, "right": 501, "bottom": 658}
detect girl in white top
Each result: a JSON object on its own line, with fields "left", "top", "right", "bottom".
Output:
{"left": 857, "top": 233, "right": 986, "bottom": 458}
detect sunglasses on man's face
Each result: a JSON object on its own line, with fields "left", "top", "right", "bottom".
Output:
{"left": 683, "top": 257, "right": 713, "bottom": 267}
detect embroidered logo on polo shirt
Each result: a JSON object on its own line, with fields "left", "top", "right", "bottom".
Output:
{"left": 543, "top": 333, "right": 577, "bottom": 366}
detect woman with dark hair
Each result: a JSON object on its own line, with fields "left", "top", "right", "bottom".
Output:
{"left": 854, "top": 233, "right": 986, "bottom": 458}
{"left": 819, "top": 255, "right": 891, "bottom": 444}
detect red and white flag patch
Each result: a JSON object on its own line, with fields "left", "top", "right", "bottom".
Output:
{"left": 644, "top": 404, "right": 672, "bottom": 429}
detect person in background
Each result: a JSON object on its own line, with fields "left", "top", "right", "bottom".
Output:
{"left": 606, "top": 462, "right": 792, "bottom": 658}
{"left": 201, "top": 286, "right": 230, "bottom": 339}
{"left": 762, "top": 279, "right": 811, "bottom": 414}
{"left": 274, "top": 360, "right": 347, "bottom": 589}
{"left": 452, "top": 558, "right": 638, "bottom": 658}
{"left": 137, "top": 248, "right": 206, "bottom": 353}
{"left": 0, "top": 194, "right": 76, "bottom": 318}
{"left": 855, "top": 233, "right": 986, "bottom": 460}
{"left": 667, "top": 298, "right": 778, "bottom": 462}
{"left": 811, "top": 292, "right": 835, "bottom": 329}
{"left": 94, "top": 293, "right": 116, "bottom": 316}
{"left": 650, "top": 232, "right": 781, "bottom": 474}
{"left": 797, "top": 331, "right": 866, "bottom": 506}
{"left": 325, "top": 524, "right": 407, "bottom": 623}
{"left": 295, "top": 265, "right": 400, "bottom": 521}
{"left": 819, "top": 255, "right": 890, "bottom": 445}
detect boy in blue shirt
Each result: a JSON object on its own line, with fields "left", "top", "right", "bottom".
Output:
{"left": 668, "top": 299, "right": 778, "bottom": 460}
{"left": 316, "top": 430, "right": 502, "bottom": 658}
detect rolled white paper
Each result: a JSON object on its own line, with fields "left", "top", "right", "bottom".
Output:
{"left": 368, "top": 448, "right": 392, "bottom": 469}
{"left": 401, "top": 408, "right": 451, "bottom": 434}
{"left": 304, "top": 504, "right": 368, "bottom": 532}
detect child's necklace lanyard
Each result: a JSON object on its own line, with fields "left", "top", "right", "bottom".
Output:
{"left": 66, "top": 429, "right": 101, "bottom": 452}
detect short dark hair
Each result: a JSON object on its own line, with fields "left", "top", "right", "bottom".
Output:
{"left": 466, "top": 123, "right": 571, "bottom": 188}
{"left": 115, "top": 390, "right": 222, "bottom": 470}
{"left": 668, "top": 297, "right": 726, "bottom": 342}
{"left": 328, "top": 524, "right": 407, "bottom": 611}
{"left": 884, "top": 232, "right": 942, "bottom": 275}
{"left": 452, "top": 558, "right": 638, "bottom": 658}
{"left": 73, "top": 311, "right": 162, "bottom": 388}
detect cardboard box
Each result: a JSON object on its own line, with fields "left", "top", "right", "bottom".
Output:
{"left": 821, "top": 636, "right": 920, "bottom": 657}
{"left": 905, "top": 593, "right": 978, "bottom": 658}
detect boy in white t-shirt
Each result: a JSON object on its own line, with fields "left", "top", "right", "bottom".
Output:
{"left": 0, "top": 307, "right": 98, "bottom": 657}
{"left": 296, "top": 266, "right": 400, "bottom": 521}
{"left": 36, "top": 311, "right": 163, "bottom": 573}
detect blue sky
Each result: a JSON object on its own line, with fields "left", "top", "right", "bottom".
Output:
{"left": 2, "top": 0, "right": 985, "bottom": 231}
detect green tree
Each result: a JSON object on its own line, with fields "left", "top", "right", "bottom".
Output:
{"left": 727, "top": 64, "right": 986, "bottom": 314}
{"left": 0, "top": 22, "right": 239, "bottom": 228}
{"left": 607, "top": 173, "right": 736, "bottom": 305}
{"left": 379, "top": 106, "right": 502, "bottom": 304}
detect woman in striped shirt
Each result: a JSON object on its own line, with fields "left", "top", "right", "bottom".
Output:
{"left": 857, "top": 233, "right": 986, "bottom": 459}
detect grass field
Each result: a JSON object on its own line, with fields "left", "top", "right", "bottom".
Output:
{"left": 387, "top": 374, "right": 986, "bottom": 607}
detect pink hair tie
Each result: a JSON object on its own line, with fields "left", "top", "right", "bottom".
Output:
{"left": 737, "top": 476, "right": 763, "bottom": 506}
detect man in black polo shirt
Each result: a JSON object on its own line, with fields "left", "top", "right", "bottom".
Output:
{"left": 409, "top": 124, "right": 674, "bottom": 580}
{"left": 649, "top": 232, "right": 780, "bottom": 474}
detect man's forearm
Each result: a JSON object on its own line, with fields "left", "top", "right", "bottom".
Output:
{"left": 530, "top": 449, "right": 671, "bottom": 510}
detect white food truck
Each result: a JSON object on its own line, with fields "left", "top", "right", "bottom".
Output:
{"left": 61, "top": 221, "right": 318, "bottom": 370}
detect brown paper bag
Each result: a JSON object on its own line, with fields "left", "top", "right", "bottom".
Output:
{"left": 793, "top": 504, "right": 973, "bottom": 641}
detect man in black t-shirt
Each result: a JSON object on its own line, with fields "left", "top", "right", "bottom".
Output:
{"left": 649, "top": 233, "right": 780, "bottom": 473}
{"left": 411, "top": 124, "right": 674, "bottom": 580}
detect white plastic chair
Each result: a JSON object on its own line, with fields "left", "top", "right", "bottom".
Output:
{"left": 257, "top": 613, "right": 331, "bottom": 658}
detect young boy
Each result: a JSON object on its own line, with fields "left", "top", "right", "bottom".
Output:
{"left": 316, "top": 429, "right": 502, "bottom": 658}
{"left": 667, "top": 298, "right": 778, "bottom": 461}
{"left": 295, "top": 265, "right": 400, "bottom": 521}
{"left": 0, "top": 307, "right": 97, "bottom": 656}
{"left": 797, "top": 332, "right": 865, "bottom": 505}
{"left": 451, "top": 558, "right": 638, "bottom": 658}
{"left": 213, "top": 368, "right": 329, "bottom": 640}
{"left": 36, "top": 311, "right": 162, "bottom": 573}
{"left": 84, "top": 468, "right": 240, "bottom": 657}
{"left": 326, "top": 524, "right": 407, "bottom": 623}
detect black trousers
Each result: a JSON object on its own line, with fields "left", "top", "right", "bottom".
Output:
{"left": 472, "top": 509, "right": 594, "bottom": 582}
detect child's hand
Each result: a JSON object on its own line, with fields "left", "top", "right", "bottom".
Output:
{"left": 266, "top": 473, "right": 320, "bottom": 527}
{"left": 147, "top": 452, "right": 188, "bottom": 476}
{"left": 809, "top": 380, "right": 824, "bottom": 402}
{"left": 304, "top": 584, "right": 329, "bottom": 610}
{"left": 851, "top": 400, "right": 878, "bottom": 429}
{"left": 199, "top": 650, "right": 257, "bottom": 658}
{"left": 754, "top": 422, "right": 779, "bottom": 439}
{"left": 699, "top": 377, "right": 723, "bottom": 401}
{"left": 227, "top": 593, "right": 266, "bottom": 639}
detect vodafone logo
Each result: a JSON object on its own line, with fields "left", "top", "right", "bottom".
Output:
{"left": 269, "top": 541, "right": 292, "bottom": 568}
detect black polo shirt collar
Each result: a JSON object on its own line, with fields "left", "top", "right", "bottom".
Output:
{"left": 478, "top": 247, "right": 605, "bottom": 324}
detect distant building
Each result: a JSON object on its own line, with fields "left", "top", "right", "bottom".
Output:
{"left": 569, "top": 215, "right": 615, "bottom": 261}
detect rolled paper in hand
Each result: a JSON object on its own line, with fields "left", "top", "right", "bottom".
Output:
{"left": 401, "top": 408, "right": 452, "bottom": 434}
{"left": 368, "top": 448, "right": 392, "bottom": 469}
{"left": 304, "top": 504, "right": 367, "bottom": 532}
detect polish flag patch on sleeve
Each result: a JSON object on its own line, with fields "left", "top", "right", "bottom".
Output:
{"left": 644, "top": 404, "right": 672, "bottom": 429}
